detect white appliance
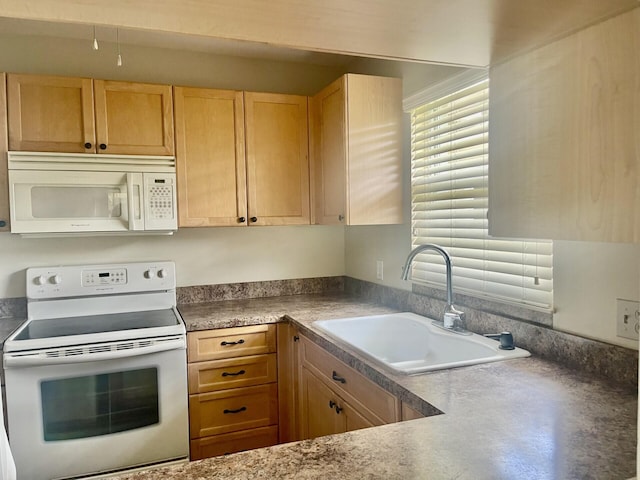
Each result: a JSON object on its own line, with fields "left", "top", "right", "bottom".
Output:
{"left": 8, "top": 151, "right": 178, "bottom": 235}
{"left": 3, "top": 261, "right": 189, "bottom": 480}
{"left": 0, "top": 384, "right": 17, "bottom": 480}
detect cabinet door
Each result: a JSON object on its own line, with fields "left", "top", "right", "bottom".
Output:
{"left": 489, "top": 9, "right": 640, "bottom": 243}
{"left": 299, "top": 335, "right": 399, "bottom": 424}
{"left": 345, "top": 74, "right": 404, "bottom": 225}
{"left": 94, "top": 80, "right": 174, "bottom": 156}
{"left": 311, "top": 74, "right": 404, "bottom": 226}
{"left": 244, "top": 92, "right": 310, "bottom": 226}
{"left": 277, "top": 322, "right": 300, "bottom": 443}
{"left": 0, "top": 73, "right": 8, "bottom": 231}
{"left": 174, "top": 87, "right": 247, "bottom": 227}
{"left": 343, "top": 401, "right": 377, "bottom": 432}
{"left": 7, "top": 73, "right": 95, "bottom": 153}
{"left": 311, "top": 77, "right": 347, "bottom": 225}
{"left": 299, "top": 367, "right": 345, "bottom": 439}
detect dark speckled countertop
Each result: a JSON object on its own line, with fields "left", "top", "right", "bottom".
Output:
{"left": 101, "top": 294, "right": 637, "bottom": 479}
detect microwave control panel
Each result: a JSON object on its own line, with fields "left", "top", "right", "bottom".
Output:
{"left": 143, "top": 173, "right": 177, "bottom": 230}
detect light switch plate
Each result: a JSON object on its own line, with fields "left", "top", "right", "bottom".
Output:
{"left": 376, "top": 260, "right": 384, "bottom": 280}
{"left": 616, "top": 299, "right": 640, "bottom": 341}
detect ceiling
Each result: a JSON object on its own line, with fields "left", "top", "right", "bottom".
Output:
{"left": 0, "top": 17, "right": 359, "bottom": 68}
{"left": 0, "top": 0, "right": 637, "bottom": 68}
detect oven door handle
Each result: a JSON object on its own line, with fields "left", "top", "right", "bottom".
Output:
{"left": 4, "top": 338, "right": 185, "bottom": 368}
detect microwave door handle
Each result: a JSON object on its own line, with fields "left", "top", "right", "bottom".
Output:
{"left": 126, "top": 173, "right": 145, "bottom": 231}
{"left": 3, "top": 338, "right": 185, "bottom": 367}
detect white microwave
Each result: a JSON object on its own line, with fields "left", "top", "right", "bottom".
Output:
{"left": 8, "top": 151, "right": 178, "bottom": 235}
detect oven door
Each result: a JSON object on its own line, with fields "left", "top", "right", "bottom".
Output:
{"left": 4, "top": 339, "right": 188, "bottom": 480}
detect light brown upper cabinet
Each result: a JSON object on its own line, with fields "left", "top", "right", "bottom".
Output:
{"left": 244, "top": 92, "right": 310, "bottom": 226}
{"left": 310, "top": 74, "right": 403, "bottom": 225}
{"left": 174, "top": 87, "right": 310, "bottom": 227}
{"left": 174, "top": 87, "right": 246, "bottom": 227}
{"left": 7, "top": 74, "right": 174, "bottom": 156}
{"left": 0, "top": 73, "right": 9, "bottom": 232}
{"left": 488, "top": 8, "right": 640, "bottom": 243}
{"left": 93, "top": 80, "right": 174, "bottom": 155}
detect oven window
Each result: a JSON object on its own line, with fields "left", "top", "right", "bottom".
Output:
{"left": 41, "top": 368, "right": 159, "bottom": 441}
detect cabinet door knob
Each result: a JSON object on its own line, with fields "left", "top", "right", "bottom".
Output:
{"left": 84, "top": 142, "right": 92, "bottom": 149}
{"left": 223, "top": 406, "right": 247, "bottom": 414}
{"left": 222, "top": 369, "right": 246, "bottom": 377}
{"left": 238, "top": 217, "right": 246, "bottom": 223}
{"left": 338, "top": 214, "right": 344, "bottom": 222}
{"left": 99, "top": 143, "right": 107, "bottom": 150}
{"left": 0, "top": 221, "right": 6, "bottom": 228}
{"left": 250, "top": 217, "right": 258, "bottom": 223}
{"left": 332, "top": 371, "right": 346, "bottom": 384}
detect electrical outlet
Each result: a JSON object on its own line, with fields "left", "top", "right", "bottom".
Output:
{"left": 616, "top": 299, "right": 640, "bottom": 341}
{"left": 376, "top": 260, "right": 384, "bottom": 280}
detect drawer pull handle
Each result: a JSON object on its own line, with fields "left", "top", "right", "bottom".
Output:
{"left": 329, "top": 400, "right": 342, "bottom": 414}
{"left": 223, "top": 406, "right": 247, "bottom": 414}
{"left": 332, "top": 371, "right": 346, "bottom": 384}
{"left": 221, "top": 339, "right": 245, "bottom": 346}
{"left": 222, "top": 369, "right": 246, "bottom": 377}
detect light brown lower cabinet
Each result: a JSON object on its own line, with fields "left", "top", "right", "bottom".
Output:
{"left": 297, "top": 334, "right": 400, "bottom": 439}
{"left": 300, "top": 366, "right": 377, "bottom": 438}
{"left": 187, "top": 324, "right": 279, "bottom": 460}
{"left": 187, "top": 325, "right": 426, "bottom": 460}
{"left": 401, "top": 402, "right": 426, "bottom": 421}
{"left": 190, "top": 425, "right": 279, "bottom": 460}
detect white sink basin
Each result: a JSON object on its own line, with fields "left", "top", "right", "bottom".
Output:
{"left": 313, "top": 312, "right": 530, "bottom": 375}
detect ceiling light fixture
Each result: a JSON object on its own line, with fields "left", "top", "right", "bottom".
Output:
{"left": 92, "top": 26, "right": 99, "bottom": 50}
{"left": 116, "top": 28, "right": 122, "bottom": 67}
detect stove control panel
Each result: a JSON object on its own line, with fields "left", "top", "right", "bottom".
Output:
{"left": 82, "top": 268, "right": 128, "bottom": 287}
{"left": 26, "top": 261, "right": 177, "bottom": 299}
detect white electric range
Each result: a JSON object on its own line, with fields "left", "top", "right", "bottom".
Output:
{"left": 3, "top": 261, "right": 188, "bottom": 480}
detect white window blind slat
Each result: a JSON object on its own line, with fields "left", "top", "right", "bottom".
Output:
{"left": 410, "top": 77, "right": 553, "bottom": 311}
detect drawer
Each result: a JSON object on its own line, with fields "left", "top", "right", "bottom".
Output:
{"left": 188, "top": 353, "right": 278, "bottom": 394}
{"left": 190, "top": 425, "right": 279, "bottom": 460}
{"left": 300, "top": 336, "right": 399, "bottom": 424}
{"left": 189, "top": 383, "right": 278, "bottom": 438}
{"left": 188, "top": 324, "right": 277, "bottom": 362}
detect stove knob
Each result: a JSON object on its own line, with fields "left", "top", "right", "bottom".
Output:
{"left": 34, "top": 275, "right": 46, "bottom": 286}
{"left": 157, "top": 269, "right": 167, "bottom": 279}
{"left": 144, "top": 270, "right": 155, "bottom": 279}
{"left": 49, "top": 275, "right": 62, "bottom": 285}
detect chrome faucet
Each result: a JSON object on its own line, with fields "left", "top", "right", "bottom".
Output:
{"left": 401, "top": 244, "right": 468, "bottom": 333}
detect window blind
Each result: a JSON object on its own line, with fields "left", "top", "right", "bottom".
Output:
{"left": 410, "top": 77, "right": 553, "bottom": 310}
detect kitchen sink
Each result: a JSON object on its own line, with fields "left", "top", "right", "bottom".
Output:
{"left": 313, "top": 312, "right": 530, "bottom": 375}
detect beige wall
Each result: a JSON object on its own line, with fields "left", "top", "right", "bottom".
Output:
{"left": 0, "top": 34, "right": 345, "bottom": 95}
{"left": 0, "top": 226, "right": 345, "bottom": 298}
